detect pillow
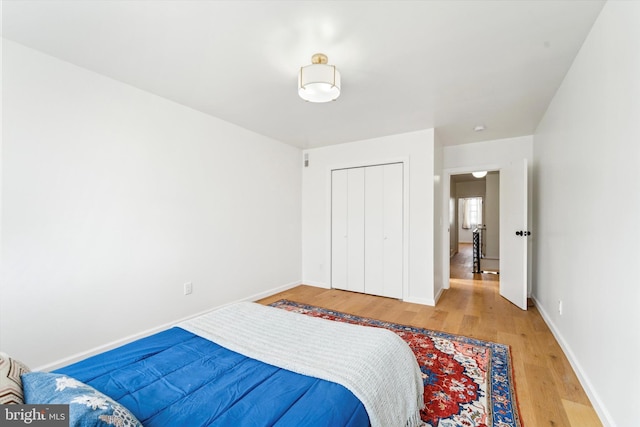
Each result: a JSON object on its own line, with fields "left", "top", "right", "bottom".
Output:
{"left": 22, "top": 372, "right": 142, "bottom": 427}
{"left": 0, "top": 351, "right": 30, "bottom": 404}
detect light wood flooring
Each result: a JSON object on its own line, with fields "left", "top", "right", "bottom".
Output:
{"left": 258, "top": 250, "right": 602, "bottom": 426}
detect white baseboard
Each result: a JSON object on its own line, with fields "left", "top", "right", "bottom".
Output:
{"left": 243, "top": 280, "right": 302, "bottom": 302}
{"left": 301, "top": 282, "right": 436, "bottom": 306}
{"left": 433, "top": 287, "right": 445, "bottom": 305}
{"left": 403, "top": 296, "right": 435, "bottom": 306}
{"left": 532, "top": 297, "right": 614, "bottom": 427}
{"left": 301, "top": 280, "right": 330, "bottom": 289}
{"left": 36, "top": 280, "right": 302, "bottom": 372}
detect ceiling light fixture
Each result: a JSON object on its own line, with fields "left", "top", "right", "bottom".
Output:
{"left": 474, "top": 125, "right": 486, "bottom": 132}
{"left": 472, "top": 171, "right": 488, "bottom": 178}
{"left": 298, "top": 53, "right": 341, "bottom": 103}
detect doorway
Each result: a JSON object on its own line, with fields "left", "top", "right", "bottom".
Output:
{"left": 449, "top": 172, "right": 500, "bottom": 281}
{"left": 442, "top": 159, "right": 530, "bottom": 310}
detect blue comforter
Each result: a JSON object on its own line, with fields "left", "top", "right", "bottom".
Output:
{"left": 55, "top": 327, "right": 369, "bottom": 426}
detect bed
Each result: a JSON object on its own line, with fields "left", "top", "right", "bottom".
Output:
{"left": 19, "top": 302, "right": 424, "bottom": 427}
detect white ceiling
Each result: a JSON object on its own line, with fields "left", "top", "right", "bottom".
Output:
{"left": 1, "top": 0, "right": 605, "bottom": 149}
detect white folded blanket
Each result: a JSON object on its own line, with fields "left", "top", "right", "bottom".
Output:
{"left": 177, "top": 302, "right": 424, "bottom": 427}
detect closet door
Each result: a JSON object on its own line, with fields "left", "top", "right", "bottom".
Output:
{"left": 331, "top": 169, "right": 348, "bottom": 290}
{"left": 346, "top": 168, "right": 366, "bottom": 292}
{"left": 331, "top": 168, "right": 365, "bottom": 292}
{"left": 364, "top": 163, "right": 403, "bottom": 298}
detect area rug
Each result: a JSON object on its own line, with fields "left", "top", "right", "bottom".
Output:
{"left": 269, "top": 300, "right": 522, "bottom": 427}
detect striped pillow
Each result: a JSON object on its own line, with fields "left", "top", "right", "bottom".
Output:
{"left": 0, "top": 352, "right": 30, "bottom": 404}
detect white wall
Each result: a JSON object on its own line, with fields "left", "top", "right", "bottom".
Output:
{"left": 444, "top": 136, "right": 533, "bottom": 170}
{"left": 301, "top": 129, "right": 437, "bottom": 305}
{"left": 532, "top": 2, "right": 640, "bottom": 426}
{"left": 448, "top": 184, "right": 457, "bottom": 256}
{"left": 0, "top": 40, "right": 302, "bottom": 370}
{"left": 484, "top": 173, "right": 499, "bottom": 259}
{"left": 432, "top": 132, "right": 444, "bottom": 301}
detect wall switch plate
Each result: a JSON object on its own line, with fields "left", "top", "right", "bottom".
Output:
{"left": 184, "top": 282, "right": 193, "bottom": 295}
{"left": 558, "top": 300, "right": 563, "bottom": 315}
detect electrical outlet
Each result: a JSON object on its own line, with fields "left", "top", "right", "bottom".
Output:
{"left": 184, "top": 282, "right": 193, "bottom": 295}
{"left": 558, "top": 300, "right": 563, "bottom": 315}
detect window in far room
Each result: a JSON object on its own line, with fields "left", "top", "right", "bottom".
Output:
{"left": 461, "top": 197, "right": 482, "bottom": 229}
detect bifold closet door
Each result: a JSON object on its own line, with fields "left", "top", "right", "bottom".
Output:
{"left": 331, "top": 168, "right": 365, "bottom": 293}
{"left": 332, "top": 163, "right": 403, "bottom": 297}
{"left": 365, "top": 163, "right": 403, "bottom": 298}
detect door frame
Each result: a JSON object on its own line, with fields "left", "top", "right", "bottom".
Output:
{"left": 441, "top": 164, "right": 501, "bottom": 291}
{"left": 441, "top": 162, "right": 532, "bottom": 300}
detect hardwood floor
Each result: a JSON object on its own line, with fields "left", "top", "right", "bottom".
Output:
{"left": 258, "top": 251, "right": 602, "bottom": 426}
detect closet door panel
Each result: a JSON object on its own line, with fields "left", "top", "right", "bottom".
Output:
{"left": 382, "top": 163, "right": 404, "bottom": 298}
{"left": 364, "top": 165, "right": 385, "bottom": 296}
{"left": 346, "top": 168, "right": 366, "bottom": 293}
{"left": 331, "top": 169, "right": 348, "bottom": 290}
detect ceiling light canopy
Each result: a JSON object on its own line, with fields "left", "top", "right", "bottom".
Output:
{"left": 298, "top": 53, "right": 341, "bottom": 103}
{"left": 472, "top": 171, "right": 488, "bottom": 178}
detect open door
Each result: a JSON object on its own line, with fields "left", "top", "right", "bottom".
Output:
{"left": 499, "top": 159, "right": 529, "bottom": 310}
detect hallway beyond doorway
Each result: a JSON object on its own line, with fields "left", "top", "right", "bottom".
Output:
{"left": 450, "top": 242, "right": 499, "bottom": 282}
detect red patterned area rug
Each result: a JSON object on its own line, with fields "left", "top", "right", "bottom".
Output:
{"left": 270, "top": 300, "right": 522, "bottom": 427}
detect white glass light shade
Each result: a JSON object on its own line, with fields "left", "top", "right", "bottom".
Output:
{"left": 472, "top": 171, "right": 488, "bottom": 178}
{"left": 298, "top": 63, "right": 341, "bottom": 103}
